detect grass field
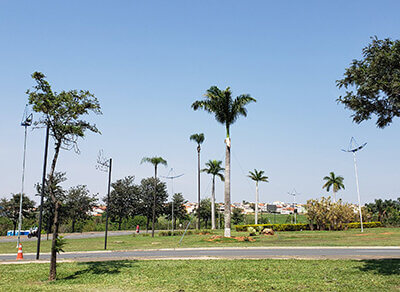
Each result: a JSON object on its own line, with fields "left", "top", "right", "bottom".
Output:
{"left": 0, "top": 227, "right": 399, "bottom": 254}
{"left": 0, "top": 259, "right": 399, "bottom": 291}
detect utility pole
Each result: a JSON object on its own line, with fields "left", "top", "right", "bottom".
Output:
{"left": 17, "top": 106, "right": 32, "bottom": 247}
{"left": 36, "top": 125, "right": 49, "bottom": 260}
{"left": 96, "top": 150, "right": 112, "bottom": 249}
{"left": 161, "top": 169, "right": 184, "bottom": 233}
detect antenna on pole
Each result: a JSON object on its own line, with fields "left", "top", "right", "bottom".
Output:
{"left": 161, "top": 168, "right": 184, "bottom": 233}
{"left": 96, "top": 149, "right": 112, "bottom": 249}
{"left": 287, "top": 189, "right": 300, "bottom": 224}
{"left": 342, "top": 137, "right": 366, "bottom": 232}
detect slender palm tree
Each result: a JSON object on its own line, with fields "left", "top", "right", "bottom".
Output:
{"left": 248, "top": 169, "right": 269, "bottom": 224}
{"left": 322, "top": 172, "right": 345, "bottom": 203}
{"left": 192, "top": 86, "right": 256, "bottom": 237}
{"left": 190, "top": 133, "right": 205, "bottom": 229}
{"left": 141, "top": 156, "right": 167, "bottom": 237}
{"left": 201, "top": 160, "right": 224, "bottom": 229}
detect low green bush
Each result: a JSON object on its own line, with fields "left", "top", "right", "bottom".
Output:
{"left": 236, "top": 222, "right": 383, "bottom": 232}
{"left": 236, "top": 223, "right": 309, "bottom": 232}
{"left": 158, "top": 230, "right": 193, "bottom": 237}
{"left": 344, "top": 222, "right": 382, "bottom": 229}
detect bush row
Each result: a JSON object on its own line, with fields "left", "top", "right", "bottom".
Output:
{"left": 235, "top": 222, "right": 382, "bottom": 232}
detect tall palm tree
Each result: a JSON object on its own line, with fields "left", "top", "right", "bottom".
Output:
{"left": 192, "top": 86, "right": 256, "bottom": 237}
{"left": 201, "top": 160, "right": 224, "bottom": 229}
{"left": 141, "top": 156, "right": 167, "bottom": 237}
{"left": 248, "top": 169, "right": 269, "bottom": 224}
{"left": 322, "top": 172, "right": 345, "bottom": 203}
{"left": 190, "top": 133, "right": 205, "bottom": 229}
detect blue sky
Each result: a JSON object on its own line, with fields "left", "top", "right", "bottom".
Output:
{"left": 1, "top": 1, "right": 400, "bottom": 205}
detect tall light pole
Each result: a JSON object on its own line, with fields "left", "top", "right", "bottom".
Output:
{"left": 36, "top": 124, "right": 50, "bottom": 260}
{"left": 161, "top": 168, "right": 184, "bottom": 233}
{"left": 96, "top": 150, "right": 112, "bottom": 249}
{"left": 343, "top": 137, "right": 366, "bottom": 233}
{"left": 288, "top": 189, "right": 299, "bottom": 224}
{"left": 17, "top": 106, "right": 32, "bottom": 247}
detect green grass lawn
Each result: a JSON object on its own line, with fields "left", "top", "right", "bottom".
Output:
{"left": 0, "top": 259, "right": 399, "bottom": 291}
{"left": 1, "top": 227, "right": 399, "bottom": 254}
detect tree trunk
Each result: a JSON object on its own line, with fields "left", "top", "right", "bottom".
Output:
{"left": 13, "top": 222, "right": 17, "bottom": 236}
{"left": 211, "top": 176, "right": 216, "bottom": 229}
{"left": 152, "top": 165, "right": 158, "bottom": 238}
{"left": 224, "top": 137, "right": 231, "bottom": 237}
{"left": 255, "top": 181, "right": 259, "bottom": 225}
{"left": 72, "top": 218, "right": 76, "bottom": 233}
{"left": 49, "top": 201, "right": 60, "bottom": 281}
{"left": 197, "top": 146, "right": 201, "bottom": 230}
{"left": 48, "top": 140, "right": 61, "bottom": 281}
{"left": 333, "top": 190, "right": 336, "bottom": 203}
{"left": 118, "top": 220, "right": 122, "bottom": 230}
{"left": 146, "top": 216, "right": 149, "bottom": 233}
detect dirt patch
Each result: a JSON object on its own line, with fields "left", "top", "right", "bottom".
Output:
{"left": 380, "top": 232, "right": 394, "bottom": 235}
{"left": 197, "top": 232, "right": 211, "bottom": 235}
{"left": 355, "top": 234, "right": 371, "bottom": 236}
{"left": 206, "top": 235, "right": 255, "bottom": 242}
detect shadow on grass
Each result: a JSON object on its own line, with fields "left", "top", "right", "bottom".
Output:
{"left": 358, "top": 259, "right": 400, "bottom": 275}
{"left": 63, "top": 260, "right": 137, "bottom": 280}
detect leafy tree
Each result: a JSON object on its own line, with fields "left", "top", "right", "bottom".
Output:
{"left": 190, "top": 133, "right": 205, "bottom": 229}
{"left": 322, "top": 172, "right": 345, "bottom": 203}
{"left": 66, "top": 185, "right": 97, "bottom": 232}
{"left": 232, "top": 208, "right": 244, "bottom": 225}
{"left": 197, "top": 198, "right": 217, "bottom": 229}
{"left": 165, "top": 193, "right": 188, "bottom": 229}
{"left": 141, "top": 157, "right": 167, "bottom": 237}
{"left": 103, "top": 176, "right": 140, "bottom": 230}
{"left": 0, "top": 194, "right": 35, "bottom": 234}
{"left": 139, "top": 177, "right": 168, "bottom": 233}
{"left": 35, "top": 172, "right": 68, "bottom": 238}
{"left": 337, "top": 37, "right": 400, "bottom": 128}
{"left": 201, "top": 160, "right": 224, "bottom": 229}
{"left": 27, "top": 72, "right": 101, "bottom": 280}
{"left": 248, "top": 169, "right": 269, "bottom": 224}
{"left": 192, "top": 86, "right": 256, "bottom": 237}
{"left": 366, "top": 198, "right": 400, "bottom": 225}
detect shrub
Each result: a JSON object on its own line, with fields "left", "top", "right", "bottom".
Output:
{"left": 158, "top": 230, "right": 194, "bottom": 237}
{"left": 235, "top": 222, "right": 382, "bottom": 232}
{"left": 344, "top": 222, "right": 382, "bottom": 229}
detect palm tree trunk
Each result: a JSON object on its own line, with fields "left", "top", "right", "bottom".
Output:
{"left": 333, "top": 190, "right": 336, "bottom": 203}
{"left": 152, "top": 165, "right": 157, "bottom": 238}
{"left": 197, "top": 147, "right": 201, "bottom": 230}
{"left": 224, "top": 137, "right": 231, "bottom": 237}
{"left": 255, "top": 181, "right": 259, "bottom": 225}
{"left": 211, "top": 176, "right": 216, "bottom": 229}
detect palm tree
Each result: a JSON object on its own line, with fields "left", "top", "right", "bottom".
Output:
{"left": 192, "top": 86, "right": 256, "bottom": 237}
{"left": 190, "top": 133, "right": 205, "bottom": 229}
{"left": 248, "top": 169, "right": 269, "bottom": 224}
{"left": 201, "top": 160, "right": 224, "bottom": 229}
{"left": 141, "top": 156, "right": 167, "bottom": 237}
{"left": 322, "top": 172, "right": 345, "bottom": 203}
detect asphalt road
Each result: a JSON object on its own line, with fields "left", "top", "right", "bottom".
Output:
{"left": 1, "top": 247, "right": 400, "bottom": 263}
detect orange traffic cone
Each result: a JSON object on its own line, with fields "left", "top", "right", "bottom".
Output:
{"left": 16, "top": 244, "right": 23, "bottom": 260}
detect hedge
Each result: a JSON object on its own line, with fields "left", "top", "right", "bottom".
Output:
{"left": 235, "top": 222, "right": 382, "bottom": 232}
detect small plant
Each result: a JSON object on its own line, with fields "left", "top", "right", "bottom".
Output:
{"left": 55, "top": 236, "right": 66, "bottom": 254}
{"left": 247, "top": 227, "right": 257, "bottom": 236}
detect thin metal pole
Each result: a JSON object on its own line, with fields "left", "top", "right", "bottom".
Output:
{"left": 353, "top": 152, "right": 364, "bottom": 232}
{"left": 17, "top": 126, "right": 28, "bottom": 247}
{"left": 171, "top": 176, "right": 174, "bottom": 233}
{"left": 104, "top": 158, "right": 112, "bottom": 250}
{"left": 36, "top": 125, "right": 49, "bottom": 260}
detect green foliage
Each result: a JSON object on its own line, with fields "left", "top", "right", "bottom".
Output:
{"left": 237, "top": 223, "right": 309, "bottom": 232}
{"left": 232, "top": 208, "right": 245, "bottom": 225}
{"left": 158, "top": 230, "right": 193, "bottom": 237}
{"left": 0, "top": 217, "right": 13, "bottom": 236}
{"left": 201, "top": 160, "right": 224, "bottom": 181}
{"left": 0, "top": 194, "right": 36, "bottom": 232}
{"left": 247, "top": 226, "right": 257, "bottom": 236}
{"left": 345, "top": 222, "right": 382, "bottom": 229}
{"left": 248, "top": 169, "right": 269, "bottom": 183}
{"left": 165, "top": 193, "right": 189, "bottom": 228}
{"left": 366, "top": 198, "right": 400, "bottom": 226}
{"left": 337, "top": 37, "right": 400, "bottom": 128}
{"left": 189, "top": 133, "right": 205, "bottom": 146}
{"left": 55, "top": 236, "right": 66, "bottom": 254}
{"left": 192, "top": 86, "right": 256, "bottom": 137}
{"left": 139, "top": 177, "right": 169, "bottom": 224}
{"left": 141, "top": 157, "right": 167, "bottom": 168}
{"left": 66, "top": 185, "right": 97, "bottom": 232}
{"left": 322, "top": 172, "right": 345, "bottom": 193}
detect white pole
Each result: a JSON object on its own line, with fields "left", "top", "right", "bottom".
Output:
{"left": 255, "top": 182, "right": 259, "bottom": 224}
{"left": 353, "top": 152, "right": 364, "bottom": 232}
{"left": 17, "top": 126, "right": 28, "bottom": 247}
{"left": 171, "top": 175, "right": 174, "bottom": 233}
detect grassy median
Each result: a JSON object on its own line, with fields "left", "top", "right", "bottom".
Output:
{"left": 0, "top": 227, "right": 399, "bottom": 254}
{"left": 0, "top": 259, "right": 399, "bottom": 291}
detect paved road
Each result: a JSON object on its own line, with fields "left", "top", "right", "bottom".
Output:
{"left": 1, "top": 247, "right": 400, "bottom": 263}
{"left": 0, "top": 230, "right": 152, "bottom": 243}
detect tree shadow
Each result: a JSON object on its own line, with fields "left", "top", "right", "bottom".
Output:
{"left": 358, "top": 259, "right": 400, "bottom": 276}
{"left": 63, "top": 260, "right": 137, "bottom": 280}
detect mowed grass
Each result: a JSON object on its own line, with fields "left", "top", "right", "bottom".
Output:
{"left": 0, "top": 227, "right": 399, "bottom": 254}
{"left": 0, "top": 259, "right": 399, "bottom": 291}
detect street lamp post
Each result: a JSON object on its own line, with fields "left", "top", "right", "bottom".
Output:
{"left": 161, "top": 169, "right": 184, "bottom": 233}
{"left": 17, "top": 107, "right": 32, "bottom": 247}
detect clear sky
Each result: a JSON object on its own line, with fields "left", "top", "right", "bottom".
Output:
{"left": 1, "top": 1, "right": 400, "bottom": 206}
